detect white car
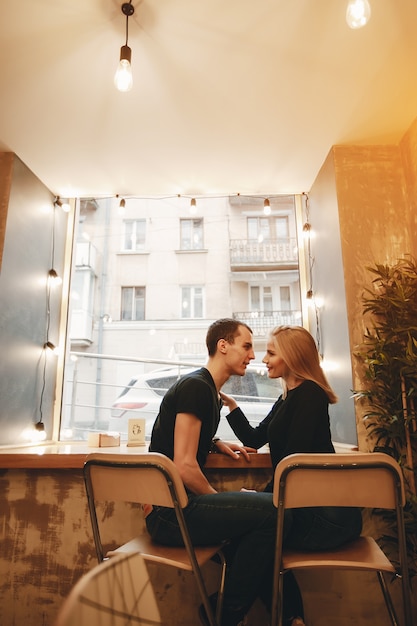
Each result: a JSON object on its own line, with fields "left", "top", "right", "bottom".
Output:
{"left": 109, "top": 365, "right": 280, "bottom": 441}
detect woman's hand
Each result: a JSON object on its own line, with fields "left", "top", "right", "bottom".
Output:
{"left": 214, "top": 439, "right": 257, "bottom": 462}
{"left": 219, "top": 391, "right": 238, "bottom": 412}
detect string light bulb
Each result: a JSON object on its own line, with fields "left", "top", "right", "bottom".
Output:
{"left": 48, "top": 269, "right": 62, "bottom": 286}
{"left": 54, "top": 197, "right": 70, "bottom": 213}
{"left": 44, "top": 341, "right": 59, "bottom": 355}
{"left": 114, "top": 2, "right": 135, "bottom": 92}
{"left": 190, "top": 198, "right": 197, "bottom": 215}
{"left": 263, "top": 198, "right": 271, "bottom": 215}
{"left": 34, "top": 421, "right": 47, "bottom": 441}
{"left": 346, "top": 0, "right": 371, "bottom": 29}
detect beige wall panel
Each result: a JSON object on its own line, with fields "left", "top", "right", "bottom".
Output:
{"left": 0, "top": 152, "right": 14, "bottom": 270}
{"left": 332, "top": 144, "right": 412, "bottom": 449}
{"left": 400, "top": 115, "right": 417, "bottom": 250}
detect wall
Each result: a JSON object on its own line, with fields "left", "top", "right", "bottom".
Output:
{"left": 0, "top": 153, "right": 68, "bottom": 445}
{"left": 0, "top": 466, "right": 411, "bottom": 626}
{"left": 306, "top": 155, "right": 357, "bottom": 444}
{"left": 309, "top": 121, "right": 417, "bottom": 449}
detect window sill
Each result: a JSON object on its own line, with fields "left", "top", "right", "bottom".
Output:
{"left": 0, "top": 442, "right": 272, "bottom": 470}
{"left": 0, "top": 441, "right": 357, "bottom": 470}
{"left": 175, "top": 249, "right": 208, "bottom": 254}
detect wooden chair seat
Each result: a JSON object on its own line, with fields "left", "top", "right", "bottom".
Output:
{"left": 271, "top": 452, "right": 413, "bottom": 626}
{"left": 83, "top": 452, "right": 227, "bottom": 626}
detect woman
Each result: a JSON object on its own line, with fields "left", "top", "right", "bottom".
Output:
{"left": 220, "top": 325, "right": 363, "bottom": 626}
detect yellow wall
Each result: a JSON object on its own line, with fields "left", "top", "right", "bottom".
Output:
{"left": 310, "top": 117, "right": 417, "bottom": 450}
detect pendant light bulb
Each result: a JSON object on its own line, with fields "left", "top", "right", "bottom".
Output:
{"left": 346, "top": 0, "right": 371, "bottom": 29}
{"left": 114, "top": 45, "right": 133, "bottom": 92}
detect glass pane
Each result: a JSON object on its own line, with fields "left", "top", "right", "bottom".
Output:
{"left": 180, "top": 220, "right": 192, "bottom": 250}
{"left": 121, "top": 287, "right": 133, "bottom": 320}
{"left": 60, "top": 195, "right": 309, "bottom": 444}
{"left": 250, "top": 286, "right": 260, "bottom": 310}
{"left": 124, "top": 221, "right": 134, "bottom": 250}
{"left": 280, "top": 285, "right": 291, "bottom": 311}
{"left": 134, "top": 287, "right": 145, "bottom": 320}
{"left": 247, "top": 217, "right": 257, "bottom": 240}
{"left": 275, "top": 216, "right": 289, "bottom": 239}
{"left": 135, "top": 220, "right": 146, "bottom": 250}
{"left": 181, "top": 286, "right": 191, "bottom": 318}
{"left": 263, "top": 286, "right": 273, "bottom": 313}
{"left": 194, "top": 287, "right": 203, "bottom": 318}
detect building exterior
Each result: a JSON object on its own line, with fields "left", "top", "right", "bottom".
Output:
{"left": 63, "top": 194, "right": 301, "bottom": 437}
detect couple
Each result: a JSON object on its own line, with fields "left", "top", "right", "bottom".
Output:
{"left": 146, "top": 318, "right": 362, "bottom": 626}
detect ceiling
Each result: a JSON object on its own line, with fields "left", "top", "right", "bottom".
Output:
{"left": 1, "top": 0, "right": 417, "bottom": 199}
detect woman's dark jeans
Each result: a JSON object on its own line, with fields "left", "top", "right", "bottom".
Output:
{"left": 259, "top": 505, "right": 363, "bottom": 621}
{"left": 146, "top": 490, "right": 277, "bottom": 614}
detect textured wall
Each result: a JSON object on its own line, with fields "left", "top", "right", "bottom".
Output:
{"left": 309, "top": 125, "right": 417, "bottom": 452}
{"left": 306, "top": 152, "right": 357, "bottom": 445}
{"left": 0, "top": 467, "right": 271, "bottom": 626}
{"left": 0, "top": 154, "right": 68, "bottom": 445}
{"left": 0, "top": 467, "right": 412, "bottom": 626}
{"left": 333, "top": 143, "right": 413, "bottom": 449}
{"left": 0, "top": 152, "right": 13, "bottom": 269}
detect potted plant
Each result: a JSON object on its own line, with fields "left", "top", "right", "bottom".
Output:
{"left": 354, "top": 255, "right": 417, "bottom": 575}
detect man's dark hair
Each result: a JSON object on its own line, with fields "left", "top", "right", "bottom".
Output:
{"left": 206, "top": 318, "right": 252, "bottom": 356}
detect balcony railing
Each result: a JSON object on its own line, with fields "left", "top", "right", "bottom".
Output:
{"left": 233, "top": 310, "right": 302, "bottom": 336}
{"left": 230, "top": 238, "right": 298, "bottom": 269}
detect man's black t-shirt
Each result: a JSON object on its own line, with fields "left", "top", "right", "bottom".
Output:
{"left": 149, "top": 367, "right": 221, "bottom": 469}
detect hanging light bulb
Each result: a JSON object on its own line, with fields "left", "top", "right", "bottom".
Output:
{"left": 54, "top": 196, "right": 70, "bottom": 213}
{"left": 48, "top": 269, "right": 62, "bottom": 287}
{"left": 263, "top": 198, "right": 271, "bottom": 215}
{"left": 114, "top": 2, "right": 135, "bottom": 92}
{"left": 44, "top": 341, "right": 60, "bottom": 355}
{"left": 346, "top": 0, "right": 371, "bottom": 29}
{"left": 34, "top": 421, "right": 47, "bottom": 442}
{"left": 114, "top": 45, "right": 133, "bottom": 91}
{"left": 190, "top": 198, "right": 197, "bottom": 214}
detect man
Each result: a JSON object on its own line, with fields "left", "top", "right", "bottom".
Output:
{"left": 146, "top": 318, "right": 276, "bottom": 626}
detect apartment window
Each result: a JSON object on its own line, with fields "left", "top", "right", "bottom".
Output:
{"left": 280, "top": 286, "right": 291, "bottom": 311}
{"left": 123, "top": 219, "right": 146, "bottom": 251}
{"left": 121, "top": 286, "right": 145, "bottom": 320}
{"left": 247, "top": 216, "right": 289, "bottom": 242}
{"left": 181, "top": 286, "right": 204, "bottom": 318}
{"left": 250, "top": 285, "right": 273, "bottom": 314}
{"left": 180, "top": 218, "right": 203, "bottom": 250}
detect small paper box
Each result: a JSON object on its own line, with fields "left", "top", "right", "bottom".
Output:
{"left": 99, "top": 432, "right": 120, "bottom": 447}
{"left": 88, "top": 432, "right": 120, "bottom": 447}
{"left": 127, "top": 418, "right": 146, "bottom": 447}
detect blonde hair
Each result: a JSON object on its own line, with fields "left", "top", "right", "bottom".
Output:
{"left": 270, "top": 325, "right": 338, "bottom": 404}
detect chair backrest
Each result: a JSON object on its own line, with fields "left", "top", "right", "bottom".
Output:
{"left": 273, "top": 452, "right": 406, "bottom": 510}
{"left": 84, "top": 452, "right": 189, "bottom": 509}
{"left": 55, "top": 551, "right": 161, "bottom": 626}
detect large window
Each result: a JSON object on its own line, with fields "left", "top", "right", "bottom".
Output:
{"left": 122, "top": 219, "right": 146, "bottom": 251}
{"left": 247, "top": 216, "right": 289, "bottom": 242}
{"left": 61, "top": 196, "right": 313, "bottom": 445}
{"left": 181, "top": 286, "right": 204, "bottom": 318}
{"left": 180, "top": 218, "right": 203, "bottom": 250}
{"left": 121, "top": 286, "right": 146, "bottom": 320}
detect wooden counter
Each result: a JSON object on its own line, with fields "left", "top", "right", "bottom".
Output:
{"left": 0, "top": 441, "right": 273, "bottom": 469}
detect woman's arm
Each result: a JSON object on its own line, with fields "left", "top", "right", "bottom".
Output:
{"left": 221, "top": 391, "right": 273, "bottom": 449}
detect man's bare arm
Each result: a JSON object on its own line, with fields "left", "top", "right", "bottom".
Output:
{"left": 173, "top": 412, "right": 217, "bottom": 494}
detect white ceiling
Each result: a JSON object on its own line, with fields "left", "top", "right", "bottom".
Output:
{"left": 1, "top": 0, "right": 417, "bottom": 199}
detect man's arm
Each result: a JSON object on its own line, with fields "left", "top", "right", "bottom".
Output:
{"left": 173, "top": 412, "right": 217, "bottom": 494}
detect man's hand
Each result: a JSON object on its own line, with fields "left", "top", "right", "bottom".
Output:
{"left": 214, "top": 440, "right": 257, "bottom": 462}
